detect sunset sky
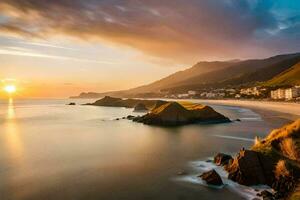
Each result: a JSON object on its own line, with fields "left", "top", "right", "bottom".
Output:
{"left": 0, "top": 0, "right": 299, "bottom": 98}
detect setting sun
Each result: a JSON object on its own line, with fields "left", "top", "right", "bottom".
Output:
{"left": 4, "top": 85, "right": 16, "bottom": 94}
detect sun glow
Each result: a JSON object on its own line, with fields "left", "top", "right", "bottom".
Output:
{"left": 4, "top": 85, "right": 16, "bottom": 94}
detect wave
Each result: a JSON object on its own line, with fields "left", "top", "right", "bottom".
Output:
{"left": 213, "top": 135, "right": 254, "bottom": 142}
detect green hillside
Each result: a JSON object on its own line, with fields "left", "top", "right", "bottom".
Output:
{"left": 264, "top": 62, "right": 300, "bottom": 86}
{"left": 129, "top": 52, "right": 300, "bottom": 94}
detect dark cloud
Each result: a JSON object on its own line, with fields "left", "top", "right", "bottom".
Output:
{"left": 0, "top": 0, "right": 299, "bottom": 63}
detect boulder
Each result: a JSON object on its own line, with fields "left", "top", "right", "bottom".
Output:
{"left": 199, "top": 170, "right": 223, "bottom": 186}
{"left": 214, "top": 153, "right": 233, "bottom": 166}
{"left": 257, "top": 190, "right": 275, "bottom": 200}
{"left": 226, "top": 150, "right": 276, "bottom": 186}
{"left": 133, "top": 103, "right": 148, "bottom": 112}
{"left": 126, "top": 115, "right": 135, "bottom": 120}
{"left": 67, "top": 102, "right": 76, "bottom": 105}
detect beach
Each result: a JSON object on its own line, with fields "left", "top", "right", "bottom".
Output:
{"left": 195, "top": 99, "right": 300, "bottom": 122}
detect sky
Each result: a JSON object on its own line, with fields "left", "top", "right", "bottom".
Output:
{"left": 0, "top": 0, "right": 299, "bottom": 98}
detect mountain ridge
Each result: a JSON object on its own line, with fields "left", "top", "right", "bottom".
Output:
{"left": 71, "top": 52, "right": 300, "bottom": 98}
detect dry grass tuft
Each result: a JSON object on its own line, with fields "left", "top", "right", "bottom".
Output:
{"left": 280, "top": 138, "right": 299, "bottom": 161}
{"left": 252, "top": 119, "right": 300, "bottom": 157}
{"left": 254, "top": 136, "right": 261, "bottom": 146}
{"left": 274, "top": 160, "right": 290, "bottom": 179}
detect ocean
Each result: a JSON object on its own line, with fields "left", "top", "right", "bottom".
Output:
{"left": 0, "top": 99, "right": 285, "bottom": 200}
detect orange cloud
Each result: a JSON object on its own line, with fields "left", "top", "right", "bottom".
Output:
{"left": 0, "top": 0, "right": 299, "bottom": 63}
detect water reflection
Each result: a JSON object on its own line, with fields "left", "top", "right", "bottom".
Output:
{"left": 4, "top": 98, "right": 23, "bottom": 163}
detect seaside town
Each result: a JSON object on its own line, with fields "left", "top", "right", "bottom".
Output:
{"left": 161, "top": 86, "right": 300, "bottom": 101}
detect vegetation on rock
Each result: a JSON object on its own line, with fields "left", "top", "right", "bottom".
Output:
{"left": 220, "top": 119, "right": 300, "bottom": 199}
{"left": 132, "top": 101, "right": 230, "bottom": 126}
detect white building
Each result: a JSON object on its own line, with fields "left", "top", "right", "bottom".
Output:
{"left": 270, "top": 87, "right": 300, "bottom": 100}
{"left": 177, "top": 93, "right": 189, "bottom": 98}
{"left": 240, "top": 87, "right": 260, "bottom": 96}
{"left": 188, "top": 90, "right": 197, "bottom": 95}
{"left": 206, "top": 92, "right": 216, "bottom": 98}
{"left": 270, "top": 89, "right": 286, "bottom": 99}
{"left": 285, "top": 88, "right": 300, "bottom": 100}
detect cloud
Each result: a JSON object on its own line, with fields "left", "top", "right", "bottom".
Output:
{"left": 17, "top": 41, "right": 77, "bottom": 50}
{"left": 0, "top": 47, "right": 118, "bottom": 64}
{"left": 0, "top": 0, "right": 299, "bottom": 63}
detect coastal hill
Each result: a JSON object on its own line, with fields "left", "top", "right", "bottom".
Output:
{"left": 71, "top": 52, "right": 300, "bottom": 98}
{"left": 264, "top": 61, "right": 300, "bottom": 86}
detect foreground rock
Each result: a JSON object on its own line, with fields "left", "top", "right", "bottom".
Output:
{"left": 214, "top": 153, "right": 233, "bottom": 166}
{"left": 223, "top": 119, "right": 300, "bottom": 199}
{"left": 132, "top": 102, "right": 230, "bottom": 126}
{"left": 226, "top": 150, "right": 277, "bottom": 186}
{"left": 199, "top": 170, "right": 223, "bottom": 186}
{"left": 133, "top": 103, "right": 148, "bottom": 112}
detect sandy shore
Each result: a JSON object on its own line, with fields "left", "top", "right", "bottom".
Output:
{"left": 196, "top": 99, "right": 300, "bottom": 122}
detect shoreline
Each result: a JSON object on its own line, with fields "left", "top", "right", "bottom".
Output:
{"left": 195, "top": 99, "right": 300, "bottom": 122}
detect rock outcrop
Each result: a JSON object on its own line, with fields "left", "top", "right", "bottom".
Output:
{"left": 151, "top": 100, "right": 168, "bottom": 110}
{"left": 226, "top": 150, "right": 277, "bottom": 186}
{"left": 132, "top": 102, "right": 230, "bottom": 126}
{"left": 222, "top": 119, "right": 300, "bottom": 199}
{"left": 133, "top": 103, "right": 148, "bottom": 112}
{"left": 214, "top": 153, "right": 233, "bottom": 166}
{"left": 199, "top": 170, "right": 223, "bottom": 186}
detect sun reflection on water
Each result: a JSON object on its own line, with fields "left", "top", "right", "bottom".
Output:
{"left": 5, "top": 98, "right": 23, "bottom": 163}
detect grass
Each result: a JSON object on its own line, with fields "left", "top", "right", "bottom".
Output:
{"left": 274, "top": 160, "right": 290, "bottom": 179}
{"left": 264, "top": 62, "right": 300, "bottom": 86}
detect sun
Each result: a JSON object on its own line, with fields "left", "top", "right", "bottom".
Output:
{"left": 4, "top": 85, "right": 17, "bottom": 94}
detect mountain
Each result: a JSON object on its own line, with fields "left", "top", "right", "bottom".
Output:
{"left": 71, "top": 52, "right": 300, "bottom": 98}
{"left": 127, "top": 52, "right": 300, "bottom": 94}
{"left": 263, "top": 62, "right": 300, "bottom": 86}
{"left": 161, "top": 52, "right": 300, "bottom": 92}
{"left": 124, "top": 61, "right": 235, "bottom": 94}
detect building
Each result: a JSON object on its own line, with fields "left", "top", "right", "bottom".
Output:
{"left": 206, "top": 92, "right": 216, "bottom": 98}
{"left": 285, "top": 88, "right": 300, "bottom": 100}
{"left": 177, "top": 93, "right": 189, "bottom": 98}
{"left": 270, "top": 87, "right": 300, "bottom": 100}
{"left": 188, "top": 90, "right": 197, "bottom": 95}
{"left": 270, "top": 89, "right": 285, "bottom": 99}
{"left": 240, "top": 87, "right": 260, "bottom": 96}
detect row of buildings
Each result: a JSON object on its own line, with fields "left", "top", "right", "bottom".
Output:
{"left": 270, "top": 86, "right": 300, "bottom": 100}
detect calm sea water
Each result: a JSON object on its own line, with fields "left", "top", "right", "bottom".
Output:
{"left": 0, "top": 99, "right": 286, "bottom": 200}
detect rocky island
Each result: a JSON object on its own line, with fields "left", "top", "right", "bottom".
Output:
{"left": 201, "top": 119, "right": 300, "bottom": 199}
{"left": 85, "top": 96, "right": 167, "bottom": 110}
{"left": 86, "top": 96, "right": 230, "bottom": 126}
{"left": 132, "top": 101, "right": 230, "bottom": 126}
